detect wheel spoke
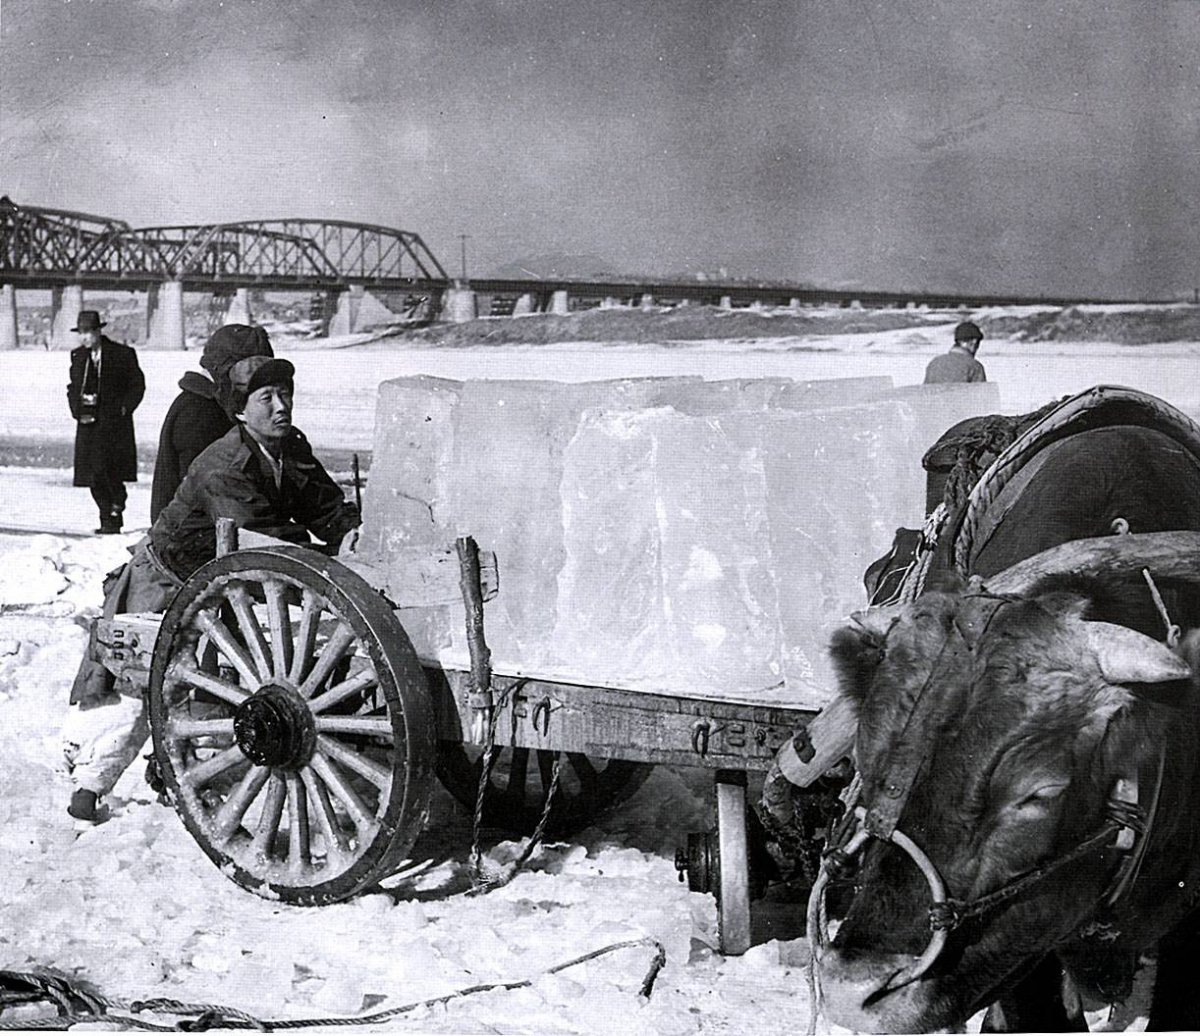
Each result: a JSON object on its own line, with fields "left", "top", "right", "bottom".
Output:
{"left": 167, "top": 716, "right": 235, "bottom": 739}
{"left": 225, "top": 584, "right": 272, "bottom": 681}
{"left": 251, "top": 775, "right": 287, "bottom": 859}
{"left": 167, "top": 663, "right": 250, "bottom": 707}
{"left": 314, "top": 715, "right": 393, "bottom": 738}
{"left": 298, "top": 623, "right": 357, "bottom": 698}
{"left": 300, "top": 768, "right": 351, "bottom": 855}
{"left": 195, "top": 612, "right": 262, "bottom": 690}
{"left": 316, "top": 734, "right": 391, "bottom": 792}
{"left": 308, "top": 753, "right": 374, "bottom": 835}
{"left": 264, "top": 579, "right": 293, "bottom": 680}
{"left": 286, "top": 773, "right": 311, "bottom": 870}
{"left": 181, "top": 744, "right": 247, "bottom": 788}
{"left": 308, "top": 668, "right": 377, "bottom": 715}
{"left": 288, "top": 590, "right": 324, "bottom": 685}
{"left": 213, "top": 765, "right": 271, "bottom": 842}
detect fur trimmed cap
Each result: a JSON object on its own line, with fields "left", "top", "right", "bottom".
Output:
{"left": 200, "top": 324, "right": 273, "bottom": 379}
{"left": 230, "top": 356, "right": 295, "bottom": 403}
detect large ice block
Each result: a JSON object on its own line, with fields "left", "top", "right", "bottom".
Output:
{"left": 718, "top": 403, "right": 925, "bottom": 695}
{"left": 360, "top": 374, "right": 1000, "bottom": 704}
{"left": 553, "top": 408, "right": 782, "bottom": 698}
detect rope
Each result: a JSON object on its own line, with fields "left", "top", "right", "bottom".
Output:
{"left": 465, "top": 678, "right": 563, "bottom": 895}
{"left": 1142, "top": 567, "right": 1182, "bottom": 647}
{"left": 0, "top": 938, "right": 666, "bottom": 1031}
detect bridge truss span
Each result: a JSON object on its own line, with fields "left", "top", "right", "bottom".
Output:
{"left": 0, "top": 197, "right": 449, "bottom": 290}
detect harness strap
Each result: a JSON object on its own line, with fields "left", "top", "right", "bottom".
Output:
{"left": 936, "top": 820, "right": 1124, "bottom": 929}
{"left": 864, "top": 597, "right": 1005, "bottom": 840}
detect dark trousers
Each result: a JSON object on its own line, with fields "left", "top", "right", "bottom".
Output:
{"left": 89, "top": 475, "right": 127, "bottom": 523}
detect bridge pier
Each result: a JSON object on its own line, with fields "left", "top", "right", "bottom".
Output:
{"left": 49, "top": 285, "right": 84, "bottom": 350}
{"left": 512, "top": 293, "right": 536, "bottom": 316}
{"left": 548, "top": 289, "right": 570, "bottom": 316}
{"left": 441, "top": 284, "right": 478, "bottom": 323}
{"left": 223, "top": 288, "right": 254, "bottom": 326}
{"left": 0, "top": 285, "right": 17, "bottom": 350}
{"left": 329, "top": 286, "right": 360, "bottom": 336}
{"left": 146, "top": 281, "right": 186, "bottom": 350}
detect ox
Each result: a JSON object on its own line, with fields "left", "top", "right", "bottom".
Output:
{"left": 806, "top": 418, "right": 1200, "bottom": 1032}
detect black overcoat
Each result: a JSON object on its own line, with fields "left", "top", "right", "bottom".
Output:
{"left": 68, "top": 336, "right": 146, "bottom": 486}
{"left": 149, "top": 371, "right": 234, "bottom": 522}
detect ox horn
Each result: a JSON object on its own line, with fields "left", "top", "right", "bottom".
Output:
{"left": 983, "top": 530, "right": 1200, "bottom": 597}
{"left": 1083, "top": 621, "right": 1193, "bottom": 686}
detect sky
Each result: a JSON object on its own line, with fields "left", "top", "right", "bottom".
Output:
{"left": 3, "top": 0, "right": 1200, "bottom": 300}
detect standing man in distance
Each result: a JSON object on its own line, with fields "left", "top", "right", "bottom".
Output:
{"left": 150, "top": 323, "right": 273, "bottom": 523}
{"left": 924, "top": 320, "right": 986, "bottom": 384}
{"left": 67, "top": 310, "right": 145, "bottom": 534}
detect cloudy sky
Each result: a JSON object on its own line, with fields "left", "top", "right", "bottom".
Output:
{"left": 3, "top": 0, "right": 1199, "bottom": 298}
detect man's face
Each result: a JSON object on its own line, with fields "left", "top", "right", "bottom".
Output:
{"left": 961, "top": 337, "right": 981, "bottom": 356}
{"left": 79, "top": 330, "right": 101, "bottom": 350}
{"left": 239, "top": 384, "right": 293, "bottom": 442}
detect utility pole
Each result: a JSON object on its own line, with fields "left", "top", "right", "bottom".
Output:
{"left": 458, "top": 234, "right": 470, "bottom": 282}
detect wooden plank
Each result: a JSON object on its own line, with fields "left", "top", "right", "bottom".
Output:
{"left": 431, "top": 668, "right": 815, "bottom": 772}
{"left": 716, "top": 773, "right": 751, "bottom": 955}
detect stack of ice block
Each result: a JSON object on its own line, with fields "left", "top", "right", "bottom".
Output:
{"left": 361, "top": 375, "right": 1000, "bottom": 705}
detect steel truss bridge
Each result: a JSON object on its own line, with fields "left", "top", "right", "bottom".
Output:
{"left": 1, "top": 195, "right": 1117, "bottom": 310}
{"left": 0, "top": 196, "right": 448, "bottom": 292}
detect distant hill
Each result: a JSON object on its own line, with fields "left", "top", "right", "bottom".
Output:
{"left": 488, "top": 253, "right": 622, "bottom": 280}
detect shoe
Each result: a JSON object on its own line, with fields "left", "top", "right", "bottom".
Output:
{"left": 95, "top": 518, "right": 122, "bottom": 535}
{"left": 68, "top": 788, "right": 99, "bottom": 821}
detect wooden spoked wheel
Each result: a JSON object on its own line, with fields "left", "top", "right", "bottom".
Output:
{"left": 147, "top": 547, "right": 435, "bottom": 905}
{"left": 434, "top": 743, "right": 653, "bottom": 836}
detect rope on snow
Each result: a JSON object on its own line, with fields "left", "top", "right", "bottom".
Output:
{"left": 0, "top": 937, "right": 666, "bottom": 1031}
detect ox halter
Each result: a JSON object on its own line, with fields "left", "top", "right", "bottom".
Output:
{"left": 806, "top": 594, "right": 1163, "bottom": 992}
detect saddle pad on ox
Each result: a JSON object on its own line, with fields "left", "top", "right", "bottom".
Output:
{"left": 945, "top": 386, "right": 1200, "bottom": 591}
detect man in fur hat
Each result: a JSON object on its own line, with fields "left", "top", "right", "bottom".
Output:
{"left": 63, "top": 355, "right": 360, "bottom": 822}
{"left": 67, "top": 310, "right": 145, "bottom": 533}
{"left": 149, "top": 324, "right": 273, "bottom": 522}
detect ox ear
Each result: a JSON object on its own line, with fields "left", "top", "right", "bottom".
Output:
{"left": 1086, "top": 622, "right": 1193, "bottom": 687}
{"left": 829, "top": 607, "right": 895, "bottom": 701}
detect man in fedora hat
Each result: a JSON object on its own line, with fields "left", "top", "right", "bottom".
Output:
{"left": 923, "top": 320, "right": 987, "bottom": 385}
{"left": 63, "top": 353, "right": 360, "bottom": 822}
{"left": 67, "top": 310, "right": 145, "bottom": 533}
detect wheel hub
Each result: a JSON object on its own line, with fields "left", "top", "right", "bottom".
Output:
{"left": 233, "top": 684, "right": 316, "bottom": 769}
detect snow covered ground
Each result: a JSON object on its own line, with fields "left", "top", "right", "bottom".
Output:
{"left": 0, "top": 310, "right": 1190, "bottom": 1031}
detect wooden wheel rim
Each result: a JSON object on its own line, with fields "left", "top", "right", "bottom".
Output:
{"left": 148, "top": 547, "right": 435, "bottom": 905}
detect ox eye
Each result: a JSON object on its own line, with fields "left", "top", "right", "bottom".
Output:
{"left": 1012, "top": 782, "right": 1069, "bottom": 813}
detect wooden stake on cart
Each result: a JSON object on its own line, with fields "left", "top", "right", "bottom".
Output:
{"left": 456, "top": 535, "right": 493, "bottom": 743}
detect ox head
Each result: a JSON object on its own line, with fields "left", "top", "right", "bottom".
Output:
{"left": 812, "top": 572, "right": 1194, "bottom": 1033}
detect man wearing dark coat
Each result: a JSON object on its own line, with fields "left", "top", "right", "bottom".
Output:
{"left": 67, "top": 310, "right": 146, "bottom": 533}
{"left": 149, "top": 323, "right": 273, "bottom": 523}
{"left": 63, "top": 355, "right": 361, "bottom": 823}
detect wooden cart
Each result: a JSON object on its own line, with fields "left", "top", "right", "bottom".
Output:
{"left": 93, "top": 525, "right": 825, "bottom": 955}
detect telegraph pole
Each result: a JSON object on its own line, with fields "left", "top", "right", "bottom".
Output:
{"left": 458, "top": 234, "right": 470, "bottom": 282}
